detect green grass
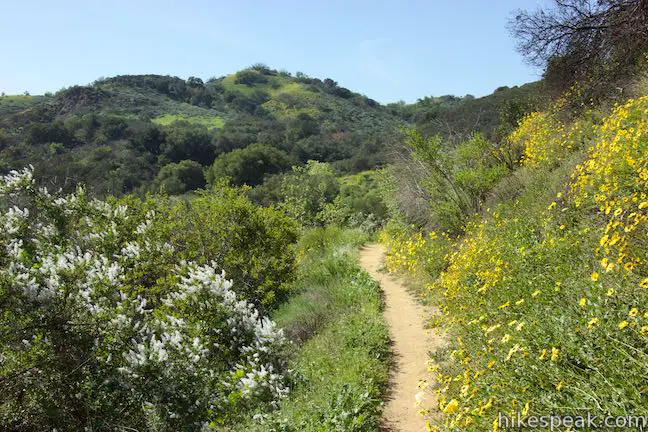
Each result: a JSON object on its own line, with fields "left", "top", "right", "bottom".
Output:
{"left": 151, "top": 113, "right": 224, "bottom": 129}
{"left": 0, "top": 94, "right": 45, "bottom": 115}
{"left": 232, "top": 227, "right": 390, "bottom": 431}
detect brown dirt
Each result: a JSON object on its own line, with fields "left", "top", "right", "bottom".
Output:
{"left": 359, "top": 244, "right": 442, "bottom": 432}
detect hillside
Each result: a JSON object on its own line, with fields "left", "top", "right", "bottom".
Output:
{"left": 0, "top": 66, "right": 544, "bottom": 199}
{"left": 381, "top": 90, "right": 648, "bottom": 430}
{"left": 388, "top": 81, "right": 543, "bottom": 142}
{"left": 0, "top": 66, "right": 403, "bottom": 196}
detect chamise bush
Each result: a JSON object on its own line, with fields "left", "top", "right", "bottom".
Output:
{"left": 381, "top": 96, "right": 647, "bottom": 431}
{"left": 0, "top": 167, "right": 293, "bottom": 430}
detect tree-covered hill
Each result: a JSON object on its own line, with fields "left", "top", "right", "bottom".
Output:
{"left": 388, "top": 81, "right": 543, "bottom": 143}
{"left": 0, "top": 64, "right": 542, "bottom": 198}
{"left": 0, "top": 66, "right": 404, "bottom": 196}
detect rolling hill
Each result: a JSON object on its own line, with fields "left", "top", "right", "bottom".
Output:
{"left": 0, "top": 66, "right": 403, "bottom": 196}
{"left": 0, "top": 65, "right": 538, "bottom": 197}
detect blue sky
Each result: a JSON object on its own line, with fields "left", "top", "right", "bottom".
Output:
{"left": 0, "top": 0, "right": 547, "bottom": 103}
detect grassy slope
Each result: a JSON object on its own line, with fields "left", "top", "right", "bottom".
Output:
{"left": 233, "top": 227, "right": 390, "bottom": 432}
{"left": 152, "top": 113, "right": 224, "bottom": 129}
{"left": 0, "top": 95, "right": 48, "bottom": 115}
{"left": 382, "top": 96, "right": 647, "bottom": 431}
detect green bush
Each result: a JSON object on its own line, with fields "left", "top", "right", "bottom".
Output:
{"left": 207, "top": 144, "right": 295, "bottom": 187}
{"left": 142, "top": 184, "right": 300, "bottom": 309}
{"left": 147, "top": 159, "right": 206, "bottom": 195}
{"left": 0, "top": 168, "right": 292, "bottom": 431}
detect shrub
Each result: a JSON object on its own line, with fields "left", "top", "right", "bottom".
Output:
{"left": 277, "top": 161, "right": 339, "bottom": 226}
{"left": 146, "top": 184, "right": 300, "bottom": 309}
{"left": 148, "top": 159, "right": 206, "bottom": 195}
{"left": 0, "top": 168, "right": 292, "bottom": 430}
{"left": 206, "top": 144, "right": 295, "bottom": 187}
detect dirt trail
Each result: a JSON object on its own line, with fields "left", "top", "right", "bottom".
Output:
{"left": 359, "top": 244, "right": 441, "bottom": 432}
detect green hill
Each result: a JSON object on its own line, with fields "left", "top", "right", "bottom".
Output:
{"left": 0, "top": 66, "right": 403, "bottom": 196}
{"left": 387, "top": 81, "right": 543, "bottom": 142}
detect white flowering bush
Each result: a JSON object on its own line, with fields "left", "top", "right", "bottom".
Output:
{"left": 0, "top": 167, "right": 290, "bottom": 430}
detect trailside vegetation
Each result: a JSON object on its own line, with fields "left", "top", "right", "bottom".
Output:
{"left": 380, "top": 94, "right": 647, "bottom": 431}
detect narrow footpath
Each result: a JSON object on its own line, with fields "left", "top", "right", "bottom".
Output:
{"left": 359, "top": 244, "right": 441, "bottom": 432}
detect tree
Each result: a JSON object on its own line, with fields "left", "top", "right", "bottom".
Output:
{"left": 277, "top": 161, "right": 340, "bottom": 226}
{"left": 234, "top": 69, "right": 268, "bottom": 86}
{"left": 402, "top": 129, "right": 508, "bottom": 233}
{"left": 162, "top": 123, "right": 215, "bottom": 165}
{"left": 509, "top": 0, "right": 648, "bottom": 97}
{"left": 206, "top": 144, "right": 294, "bottom": 186}
{"left": 148, "top": 160, "right": 206, "bottom": 194}
{"left": 186, "top": 76, "right": 204, "bottom": 87}
{"left": 27, "top": 121, "right": 75, "bottom": 147}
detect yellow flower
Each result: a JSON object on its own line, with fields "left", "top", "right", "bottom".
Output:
{"left": 443, "top": 399, "right": 459, "bottom": 414}
{"left": 606, "top": 288, "right": 615, "bottom": 296}
{"left": 629, "top": 308, "right": 639, "bottom": 317}
{"left": 591, "top": 272, "right": 599, "bottom": 282}
{"left": 640, "top": 278, "right": 648, "bottom": 289}
{"left": 551, "top": 347, "right": 560, "bottom": 361}
{"left": 641, "top": 326, "right": 648, "bottom": 336}
{"left": 618, "top": 320, "right": 629, "bottom": 330}
{"left": 501, "top": 334, "right": 511, "bottom": 343}
{"left": 579, "top": 297, "right": 587, "bottom": 307}
{"left": 588, "top": 317, "right": 600, "bottom": 329}
{"left": 522, "top": 401, "right": 531, "bottom": 416}
{"left": 639, "top": 201, "right": 648, "bottom": 209}
{"left": 556, "top": 381, "right": 564, "bottom": 391}
{"left": 531, "top": 290, "right": 541, "bottom": 297}
{"left": 539, "top": 349, "right": 547, "bottom": 360}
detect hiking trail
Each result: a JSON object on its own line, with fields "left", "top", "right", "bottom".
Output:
{"left": 359, "top": 244, "right": 442, "bottom": 432}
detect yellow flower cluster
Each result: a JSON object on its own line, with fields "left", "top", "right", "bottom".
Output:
{"left": 509, "top": 110, "right": 594, "bottom": 169}
{"left": 382, "top": 95, "right": 647, "bottom": 432}
{"left": 569, "top": 96, "right": 648, "bottom": 280}
{"left": 379, "top": 221, "right": 450, "bottom": 276}
{"left": 430, "top": 218, "right": 508, "bottom": 301}
{"left": 380, "top": 228, "right": 428, "bottom": 273}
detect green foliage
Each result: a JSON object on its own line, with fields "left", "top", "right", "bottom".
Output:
{"left": 206, "top": 144, "right": 295, "bottom": 187}
{"left": 0, "top": 69, "right": 402, "bottom": 197}
{"left": 276, "top": 161, "right": 340, "bottom": 226}
{"left": 321, "top": 171, "right": 389, "bottom": 232}
{"left": 0, "top": 168, "right": 294, "bottom": 430}
{"left": 390, "top": 83, "right": 542, "bottom": 141}
{"left": 162, "top": 122, "right": 215, "bottom": 165}
{"left": 152, "top": 113, "right": 224, "bottom": 130}
{"left": 233, "top": 227, "right": 390, "bottom": 431}
{"left": 235, "top": 69, "right": 269, "bottom": 86}
{"left": 402, "top": 129, "right": 509, "bottom": 233}
{"left": 147, "top": 159, "right": 206, "bottom": 195}
{"left": 27, "top": 121, "right": 75, "bottom": 147}
{"left": 143, "top": 184, "right": 300, "bottom": 309}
